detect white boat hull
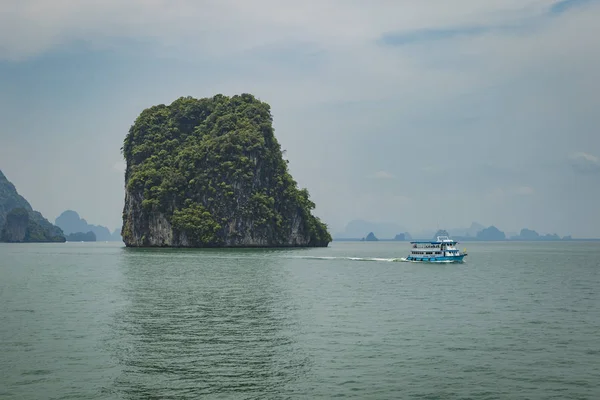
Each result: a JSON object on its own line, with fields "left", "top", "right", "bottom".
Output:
{"left": 401, "top": 254, "right": 466, "bottom": 263}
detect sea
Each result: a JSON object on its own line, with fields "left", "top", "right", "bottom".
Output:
{"left": 1, "top": 241, "right": 599, "bottom": 399}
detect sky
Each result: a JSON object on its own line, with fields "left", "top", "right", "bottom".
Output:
{"left": 0, "top": 0, "right": 599, "bottom": 238}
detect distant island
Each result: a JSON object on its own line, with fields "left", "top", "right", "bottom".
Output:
{"left": 362, "top": 232, "right": 378, "bottom": 241}
{"left": 66, "top": 231, "right": 96, "bottom": 242}
{"left": 509, "top": 228, "right": 569, "bottom": 241}
{"left": 0, "top": 170, "right": 65, "bottom": 243}
{"left": 334, "top": 220, "right": 584, "bottom": 242}
{"left": 394, "top": 232, "right": 412, "bottom": 241}
{"left": 452, "top": 226, "right": 574, "bottom": 242}
{"left": 476, "top": 226, "right": 506, "bottom": 241}
{"left": 120, "top": 94, "right": 331, "bottom": 248}
{"left": 55, "top": 210, "right": 122, "bottom": 242}
{"left": 334, "top": 219, "right": 407, "bottom": 239}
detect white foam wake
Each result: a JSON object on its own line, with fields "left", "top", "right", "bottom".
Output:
{"left": 286, "top": 256, "right": 461, "bottom": 264}
{"left": 287, "top": 256, "right": 404, "bottom": 262}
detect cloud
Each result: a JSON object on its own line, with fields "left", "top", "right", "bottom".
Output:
{"left": 369, "top": 170, "right": 395, "bottom": 180}
{"left": 380, "top": 0, "right": 597, "bottom": 46}
{"left": 551, "top": 0, "right": 595, "bottom": 15}
{"left": 569, "top": 152, "right": 600, "bottom": 174}
{"left": 0, "top": 0, "right": 594, "bottom": 61}
{"left": 2, "top": 0, "right": 599, "bottom": 115}
{"left": 380, "top": 26, "right": 491, "bottom": 46}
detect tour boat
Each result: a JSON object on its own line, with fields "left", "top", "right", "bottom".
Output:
{"left": 402, "top": 235, "right": 467, "bottom": 263}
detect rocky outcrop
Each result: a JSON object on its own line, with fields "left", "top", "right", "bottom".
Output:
{"left": 121, "top": 94, "right": 331, "bottom": 248}
{"left": 394, "top": 233, "right": 406, "bottom": 241}
{"left": 363, "top": 232, "right": 378, "bottom": 241}
{"left": 1, "top": 208, "right": 28, "bottom": 242}
{"left": 122, "top": 191, "right": 174, "bottom": 246}
{"left": 1, "top": 207, "right": 65, "bottom": 243}
{"left": 0, "top": 170, "right": 65, "bottom": 243}
{"left": 476, "top": 226, "right": 506, "bottom": 241}
{"left": 122, "top": 194, "right": 312, "bottom": 247}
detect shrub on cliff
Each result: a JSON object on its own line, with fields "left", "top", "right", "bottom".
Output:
{"left": 121, "top": 93, "right": 331, "bottom": 247}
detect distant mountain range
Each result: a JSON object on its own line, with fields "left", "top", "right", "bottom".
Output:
{"left": 334, "top": 220, "right": 582, "bottom": 241}
{"left": 55, "top": 210, "right": 122, "bottom": 242}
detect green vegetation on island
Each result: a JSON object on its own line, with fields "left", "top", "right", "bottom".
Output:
{"left": 0, "top": 170, "right": 65, "bottom": 243}
{"left": 121, "top": 93, "right": 331, "bottom": 247}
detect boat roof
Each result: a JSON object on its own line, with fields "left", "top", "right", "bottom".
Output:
{"left": 411, "top": 236, "right": 457, "bottom": 244}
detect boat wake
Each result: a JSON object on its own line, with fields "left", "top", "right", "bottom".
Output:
{"left": 287, "top": 256, "right": 405, "bottom": 262}
{"left": 285, "top": 256, "right": 461, "bottom": 264}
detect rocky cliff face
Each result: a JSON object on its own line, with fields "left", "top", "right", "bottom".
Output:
{"left": 121, "top": 94, "right": 331, "bottom": 248}
{"left": 123, "top": 189, "right": 314, "bottom": 247}
{"left": 0, "top": 170, "right": 65, "bottom": 243}
{"left": 2, "top": 208, "right": 28, "bottom": 242}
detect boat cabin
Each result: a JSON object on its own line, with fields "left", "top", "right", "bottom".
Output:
{"left": 405, "top": 235, "right": 467, "bottom": 262}
{"left": 410, "top": 236, "right": 460, "bottom": 257}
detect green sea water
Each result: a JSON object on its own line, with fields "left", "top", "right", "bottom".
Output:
{"left": 1, "top": 241, "right": 599, "bottom": 399}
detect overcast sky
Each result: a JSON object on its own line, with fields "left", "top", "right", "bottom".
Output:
{"left": 1, "top": 0, "right": 599, "bottom": 237}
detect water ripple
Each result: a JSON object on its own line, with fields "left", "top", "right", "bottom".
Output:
{"left": 1, "top": 242, "right": 600, "bottom": 398}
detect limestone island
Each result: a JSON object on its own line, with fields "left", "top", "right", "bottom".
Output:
{"left": 0, "top": 170, "right": 65, "bottom": 243}
{"left": 121, "top": 94, "right": 331, "bottom": 248}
